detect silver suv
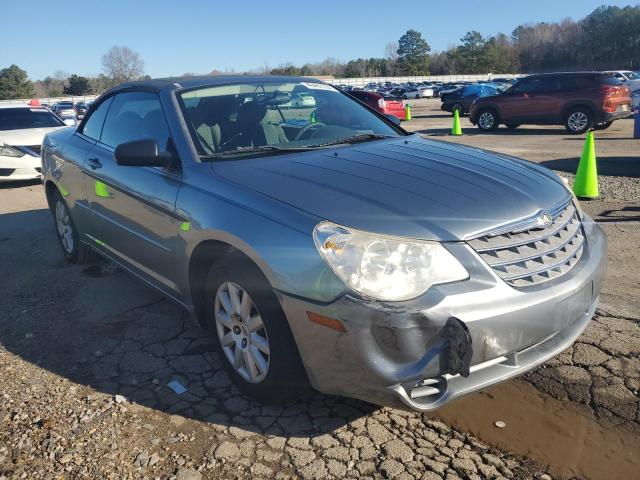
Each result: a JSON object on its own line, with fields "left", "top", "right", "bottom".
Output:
{"left": 41, "top": 76, "right": 607, "bottom": 411}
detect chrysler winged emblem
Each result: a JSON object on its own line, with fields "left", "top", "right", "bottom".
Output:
{"left": 537, "top": 211, "right": 553, "bottom": 227}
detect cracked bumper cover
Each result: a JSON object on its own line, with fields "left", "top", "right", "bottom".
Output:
{"left": 277, "top": 221, "right": 607, "bottom": 411}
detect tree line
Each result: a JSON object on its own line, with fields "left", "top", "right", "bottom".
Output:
{"left": 0, "top": 46, "right": 146, "bottom": 100}
{"left": 1, "top": 4, "right": 638, "bottom": 100}
{"left": 270, "top": 5, "right": 639, "bottom": 78}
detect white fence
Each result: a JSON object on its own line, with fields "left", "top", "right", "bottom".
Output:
{"left": 325, "top": 74, "right": 524, "bottom": 86}
{"left": 0, "top": 95, "right": 100, "bottom": 105}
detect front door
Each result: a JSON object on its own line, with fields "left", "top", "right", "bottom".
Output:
{"left": 84, "top": 91, "right": 183, "bottom": 295}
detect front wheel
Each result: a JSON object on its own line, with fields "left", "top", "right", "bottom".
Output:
{"left": 564, "top": 108, "right": 593, "bottom": 134}
{"left": 477, "top": 109, "right": 499, "bottom": 131}
{"left": 205, "top": 259, "right": 307, "bottom": 402}
{"left": 52, "top": 190, "right": 96, "bottom": 263}
{"left": 451, "top": 103, "right": 464, "bottom": 116}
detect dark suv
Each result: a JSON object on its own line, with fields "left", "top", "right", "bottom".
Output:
{"left": 470, "top": 72, "right": 632, "bottom": 134}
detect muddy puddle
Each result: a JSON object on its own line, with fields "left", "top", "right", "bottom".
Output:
{"left": 433, "top": 380, "right": 639, "bottom": 480}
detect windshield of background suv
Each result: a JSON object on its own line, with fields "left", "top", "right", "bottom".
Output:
{"left": 178, "top": 81, "right": 402, "bottom": 158}
{"left": 0, "top": 108, "right": 65, "bottom": 131}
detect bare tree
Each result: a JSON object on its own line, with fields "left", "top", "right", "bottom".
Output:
{"left": 101, "top": 46, "right": 145, "bottom": 83}
{"left": 385, "top": 41, "right": 399, "bottom": 75}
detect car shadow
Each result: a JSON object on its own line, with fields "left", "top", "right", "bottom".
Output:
{"left": 410, "top": 113, "right": 452, "bottom": 120}
{"left": 595, "top": 205, "right": 640, "bottom": 223}
{"left": 418, "top": 126, "right": 579, "bottom": 137}
{"left": 0, "top": 179, "right": 41, "bottom": 190}
{"left": 0, "top": 208, "right": 377, "bottom": 439}
{"left": 541, "top": 156, "right": 640, "bottom": 178}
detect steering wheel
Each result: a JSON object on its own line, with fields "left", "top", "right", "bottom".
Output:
{"left": 295, "top": 122, "right": 327, "bottom": 141}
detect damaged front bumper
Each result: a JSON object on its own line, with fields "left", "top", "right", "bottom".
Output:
{"left": 277, "top": 220, "right": 607, "bottom": 411}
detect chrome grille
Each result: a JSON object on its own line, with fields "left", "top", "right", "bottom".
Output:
{"left": 468, "top": 202, "right": 584, "bottom": 287}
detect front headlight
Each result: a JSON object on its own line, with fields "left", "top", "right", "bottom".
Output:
{"left": 0, "top": 144, "right": 25, "bottom": 158}
{"left": 313, "top": 222, "right": 468, "bottom": 301}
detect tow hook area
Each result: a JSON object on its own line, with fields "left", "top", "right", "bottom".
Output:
{"left": 442, "top": 317, "right": 473, "bottom": 378}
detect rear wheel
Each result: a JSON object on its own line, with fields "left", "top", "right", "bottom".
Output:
{"left": 564, "top": 108, "right": 593, "bottom": 134}
{"left": 52, "top": 190, "right": 96, "bottom": 263}
{"left": 477, "top": 109, "right": 499, "bottom": 131}
{"left": 505, "top": 123, "right": 520, "bottom": 130}
{"left": 205, "top": 258, "right": 307, "bottom": 402}
{"left": 594, "top": 121, "right": 613, "bottom": 131}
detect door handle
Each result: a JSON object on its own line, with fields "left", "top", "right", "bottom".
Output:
{"left": 87, "top": 158, "right": 102, "bottom": 170}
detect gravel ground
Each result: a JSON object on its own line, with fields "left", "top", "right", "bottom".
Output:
{"left": 525, "top": 305, "right": 640, "bottom": 433}
{"left": 0, "top": 338, "right": 550, "bottom": 480}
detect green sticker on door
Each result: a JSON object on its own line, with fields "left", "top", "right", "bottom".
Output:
{"left": 94, "top": 180, "right": 111, "bottom": 198}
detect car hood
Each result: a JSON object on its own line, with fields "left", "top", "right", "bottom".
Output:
{"left": 212, "top": 136, "right": 570, "bottom": 241}
{"left": 0, "top": 126, "right": 66, "bottom": 147}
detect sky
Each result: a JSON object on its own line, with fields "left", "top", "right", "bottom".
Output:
{"left": 1, "top": 0, "right": 637, "bottom": 80}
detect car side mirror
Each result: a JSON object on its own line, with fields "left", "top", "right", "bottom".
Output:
{"left": 115, "top": 138, "right": 174, "bottom": 168}
{"left": 385, "top": 114, "right": 401, "bottom": 126}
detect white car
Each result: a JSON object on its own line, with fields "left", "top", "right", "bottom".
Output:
{"left": 0, "top": 104, "right": 67, "bottom": 182}
{"left": 401, "top": 88, "right": 422, "bottom": 99}
{"left": 291, "top": 92, "right": 316, "bottom": 108}
{"left": 418, "top": 86, "right": 435, "bottom": 98}
{"left": 604, "top": 70, "right": 640, "bottom": 92}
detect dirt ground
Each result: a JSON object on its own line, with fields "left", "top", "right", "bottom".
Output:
{"left": 0, "top": 100, "right": 638, "bottom": 480}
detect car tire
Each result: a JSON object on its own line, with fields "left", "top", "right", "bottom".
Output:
{"left": 452, "top": 103, "right": 464, "bottom": 116}
{"left": 51, "top": 190, "right": 96, "bottom": 264}
{"left": 564, "top": 108, "right": 593, "bottom": 134}
{"left": 505, "top": 123, "right": 520, "bottom": 130}
{"left": 205, "top": 257, "right": 307, "bottom": 402}
{"left": 594, "top": 121, "right": 613, "bottom": 131}
{"left": 477, "top": 109, "right": 499, "bottom": 131}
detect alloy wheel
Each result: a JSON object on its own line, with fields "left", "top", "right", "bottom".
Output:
{"left": 55, "top": 199, "right": 74, "bottom": 254}
{"left": 479, "top": 111, "right": 495, "bottom": 130}
{"left": 214, "top": 281, "right": 270, "bottom": 383}
{"left": 567, "top": 111, "right": 588, "bottom": 132}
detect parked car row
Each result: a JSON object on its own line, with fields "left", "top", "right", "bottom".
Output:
{"left": 335, "top": 78, "right": 517, "bottom": 100}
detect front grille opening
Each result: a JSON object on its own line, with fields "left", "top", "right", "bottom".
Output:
{"left": 468, "top": 202, "right": 584, "bottom": 287}
{"left": 0, "top": 168, "right": 16, "bottom": 177}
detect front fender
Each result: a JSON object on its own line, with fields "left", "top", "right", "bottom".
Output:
{"left": 174, "top": 164, "right": 346, "bottom": 305}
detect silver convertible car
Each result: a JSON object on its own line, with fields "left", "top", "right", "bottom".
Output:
{"left": 41, "top": 76, "right": 607, "bottom": 411}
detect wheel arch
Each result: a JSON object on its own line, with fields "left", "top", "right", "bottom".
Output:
{"left": 44, "top": 180, "right": 59, "bottom": 210}
{"left": 188, "top": 238, "right": 274, "bottom": 329}
{"left": 560, "top": 101, "right": 598, "bottom": 121}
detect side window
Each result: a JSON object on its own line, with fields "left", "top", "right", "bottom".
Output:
{"left": 100, "top": 92, "right": 171, "bottom": 151}
{"left": 511, "top": 80, "right": 531, "bottom": 93}
{"left": 82, "top": 97, "right": 113, "bottom": 141}
{"left": 526, "top": 78, "right": 560, "bottom": 93}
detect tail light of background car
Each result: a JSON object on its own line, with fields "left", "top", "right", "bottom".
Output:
{"left": 600, "top": 85, "right": 621, "bottom": 96}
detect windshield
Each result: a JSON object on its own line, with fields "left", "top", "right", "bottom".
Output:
{"left": 0, "top": 107, "right": 65, "bottom": 131}
{"left": 625, "top": 71, "right": 640, "bottom": 80}
{"left": 178, "top": 80, "right": 402, "bottom": 158}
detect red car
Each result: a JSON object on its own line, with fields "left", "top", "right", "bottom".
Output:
{"left": 470, "top": 72, "right": 632, "bottom": 134}
{"left": 347, "top": 90, "right": 406, "bottom": 120}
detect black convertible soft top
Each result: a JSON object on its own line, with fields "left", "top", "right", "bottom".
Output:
{"left": 113, "top": 75, "right": 325, "bottom": 94}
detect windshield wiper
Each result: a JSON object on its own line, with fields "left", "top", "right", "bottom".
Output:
{"left": 200, "top": 144, "right": 316, "bottom": 160}
{"left": 309, "top": 133, "right": 396, "bottom": 148}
